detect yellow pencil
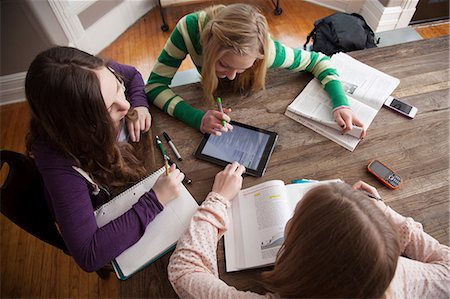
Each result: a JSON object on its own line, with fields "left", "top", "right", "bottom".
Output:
{"left": 164, "top": 159, "right": 170, "bottom": 176}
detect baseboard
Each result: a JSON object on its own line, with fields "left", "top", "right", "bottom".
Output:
{"left": 0, "top": 72, "right": 27, "bottom": 106}
{"left": 304, "top": 0, "right": 346, "bottom": 12}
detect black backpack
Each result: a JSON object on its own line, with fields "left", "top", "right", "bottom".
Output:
{"left": 303, "top": 12, "right": 378, "bottom": 56}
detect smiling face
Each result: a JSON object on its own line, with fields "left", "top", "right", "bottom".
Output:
{"left": 94, "top": 67, "right": 130, "bottom": 126}
{"left": 215, "top": 51, "right": 257, "bottom": 80}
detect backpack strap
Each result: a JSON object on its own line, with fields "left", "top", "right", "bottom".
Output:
{"left": 303, "top": 18, "right": 327, "bottom": 50}
{"left": 303, "top": 28, "right": 315, "bottom": 50}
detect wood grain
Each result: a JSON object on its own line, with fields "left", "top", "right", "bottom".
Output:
{"left": 414, "top": 21, "right": 450, "bottom": 39}
{"left": 1, "top": 0, "right": 448, "bottom": 297}
{"left": 119, "top": 36, "right": 450, "bottom": 296}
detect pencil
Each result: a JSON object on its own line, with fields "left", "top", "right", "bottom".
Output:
{"left": 164, "top": 159, "right": 170, "bottom": 176}
{"left": 363, "top": 191, "right": 382, "bottom": 201}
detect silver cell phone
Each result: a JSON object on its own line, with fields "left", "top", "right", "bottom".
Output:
{"left": 384, "top": 96, "right": 417, "bottom": 119}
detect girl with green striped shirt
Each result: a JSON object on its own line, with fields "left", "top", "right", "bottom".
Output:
{"left": 146, "top": 3, "right": 364, "bottom": 137}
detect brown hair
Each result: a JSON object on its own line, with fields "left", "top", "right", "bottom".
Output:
{"left": 200, "top": 4, "right": 269, "bottom": 103}
{"left": 262, "top": 183, "right": 401, "bottom": 298}
{"left": 25, "top": 46, "right": 154, "bottom": 194}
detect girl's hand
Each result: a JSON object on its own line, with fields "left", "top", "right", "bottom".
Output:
{"left": 352, "top": 180, "right": 381, "bottom": 199}
{"left": 200, "top": 108, "right": 233, "bottom": 136}
{"left": 127, "top": 106, "right": 152, "bottom": 142}
{"left": 212, "top": 161, "right": 245, "bottom": 200}
{"left": 352, "top": 180, "right": 406, "bottom": 225}
{"left": 333, "top": 107, "right": 366, "bottom": 138}
{"left": 152, "top": 164, "right": 184, "bottom": 205}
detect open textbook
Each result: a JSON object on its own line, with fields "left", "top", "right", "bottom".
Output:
{"left": 224, "top": 179, "right": 340, "bottom": 272}
{"left": 94, "top": 166, "right": 198, "bottom": 280}
{"left": 285, "top": 52, "right": 400, "bottom": 151}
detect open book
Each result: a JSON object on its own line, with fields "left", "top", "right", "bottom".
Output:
{"left": 285, "top": 52, "right": 400, "bottom": 151}
{"left": 224, "top": 179, "right": 340, "bottom": 272}
{"left": 94, "top": 166, "right": 198, "bottom": 280}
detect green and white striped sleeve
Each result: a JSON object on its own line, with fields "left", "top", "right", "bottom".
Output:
{"left": 145, "top": 12, "right": 206, "bottom": 130}
{"left": 266, "top": 38, "right": 348, "bottom": 110}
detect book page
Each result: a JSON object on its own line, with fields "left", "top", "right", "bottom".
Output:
{"left": 286, "top": 80, "right": 376, "bottom": 138}
{"left": 225, "top": 180, "right": 292, "bottom": 271}
{"left": 331, "top": 53, "right": 400, "bottom": 110}
{"left": 94, "top": 166, "right": 199, "bottom": 279}
{"left": 285, "top": 110, "right": 364, "bottom": 151}
{"left": 113, "top": 186, "right": 198, "bottom": 278}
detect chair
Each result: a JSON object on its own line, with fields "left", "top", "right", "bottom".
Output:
{"left": 0, "top": 149, "right": 111, "bottom": 279}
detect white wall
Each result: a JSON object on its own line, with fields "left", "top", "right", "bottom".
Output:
{"left": 0, "top": 0, "right": 157, "bottom": 105}
{"left": 305, "top": 0, "right": 366, "bottom": 13}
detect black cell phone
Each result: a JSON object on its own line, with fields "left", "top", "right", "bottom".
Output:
{"left": 367, "top": 160, "right": 401, "bottom": 189}
{"left": 384, "top": 96, "right": 417, "bottom": 119}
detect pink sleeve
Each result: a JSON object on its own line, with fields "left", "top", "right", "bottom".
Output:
{"left": 168, "top": 192, "right": 273, "bottom": 299}
{"left": 399, "top": 217, "right": 450, "bottom": 264}
{"left": 382, "top": 204, "right": 449, "bottom": 262}
{"left": 389, "top": 217, "right": 450, "bottom": 297}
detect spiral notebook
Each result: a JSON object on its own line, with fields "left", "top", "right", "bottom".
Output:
{"left": 94, "top": 166, "right": 198, "bottom": 280}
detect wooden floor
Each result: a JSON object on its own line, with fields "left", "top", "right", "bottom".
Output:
{"left": 1, "top": 0, "right": 448, "bottom": 297}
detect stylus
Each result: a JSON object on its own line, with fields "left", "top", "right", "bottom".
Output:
{"left": 155, "top": 135, "right": 170, "bottom": 175}
{"left": 216, "top": 97, "right": 227, "bottom": 127}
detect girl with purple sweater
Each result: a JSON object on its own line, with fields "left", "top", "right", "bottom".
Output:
{"left": 25, "top": 46, "right": 184, "bottom": 272}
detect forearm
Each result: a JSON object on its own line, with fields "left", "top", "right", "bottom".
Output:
{"left": 169, "top": 192, "right": 230, "bottom": 294}
{"left": 268, "top": 39, "right": 348, "bottom": 109}
{"left": 108, "top": 61, "right": 149, "bottom": 109}
{"left": 399, "top": 217, "right": 450, "bottom": 265}
{"left": 145, "top": 78, "right": 204, "bottom": 129}
{"left": 382, "top": 204, "right": 450, "bottom": 264}
{"left": 35, "top": 149, "right": 164, "bottom": 271}
{"left": 58, "top": 189, "right": 164, "bottom": 272}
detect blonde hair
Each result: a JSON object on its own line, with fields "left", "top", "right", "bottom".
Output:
{"left": 262, "top": 183, "right": 401, "bottom": 298}
{"left": 200, "top": 4, "right": 269, "bottom": 103}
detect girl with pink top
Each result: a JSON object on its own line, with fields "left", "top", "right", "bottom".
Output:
{"left": 169, "top": 162, "right": 450, "bottom": 298}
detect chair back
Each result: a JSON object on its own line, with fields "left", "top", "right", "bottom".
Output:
{"left": 0, "top": 149, "right": 67, "bottom": 251}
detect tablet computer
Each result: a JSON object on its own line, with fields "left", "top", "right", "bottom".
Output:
{"left": 194, "top": 121, "right": 278, "bottom": 177}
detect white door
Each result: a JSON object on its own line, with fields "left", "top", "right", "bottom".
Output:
{"left": 47, "top": 0, "right": 154, "bottom": 54}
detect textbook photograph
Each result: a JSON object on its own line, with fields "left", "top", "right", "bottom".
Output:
{"left": 285, "top": 52, "right": 400, "bottom": 151}
{"left": 224, "top": 179, "right": 340, "bottom": 272}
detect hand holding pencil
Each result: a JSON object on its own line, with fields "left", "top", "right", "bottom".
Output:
{"left": 152, "top": 163, "right": 184, "bottom": 206}
{"left": 199, "top": 98, "right": 233, "bottom": 136}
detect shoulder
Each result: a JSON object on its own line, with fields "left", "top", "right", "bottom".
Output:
{"left": 176, "top": 10, "right": 202, "bottom": 31}
{"left": 32, "top": 140, "right": 75, "bottom": 170}
{"left": 107, "top": 61, "right": 138, "bottom": 81}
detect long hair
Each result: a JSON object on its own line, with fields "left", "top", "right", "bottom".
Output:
{"left": 200, "top": 4, "right": 269, "bottom": 103}
{"left": 25, "top": 46, "right": 154, "bottom": 193}
{"left": 262, "top": 183, "right": 401, "bottom": 298}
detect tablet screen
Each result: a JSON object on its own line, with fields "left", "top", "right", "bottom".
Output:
{"left": 194, "top": 121, "right": 278, "bottom": 177}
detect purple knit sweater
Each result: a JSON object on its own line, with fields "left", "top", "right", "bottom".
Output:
{"left": 32, "top": 62, "right": 163, "bottom": 272}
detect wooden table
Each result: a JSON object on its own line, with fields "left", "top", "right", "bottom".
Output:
{"left": 119, "top": 35, "right": 449, "bottom": 297}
